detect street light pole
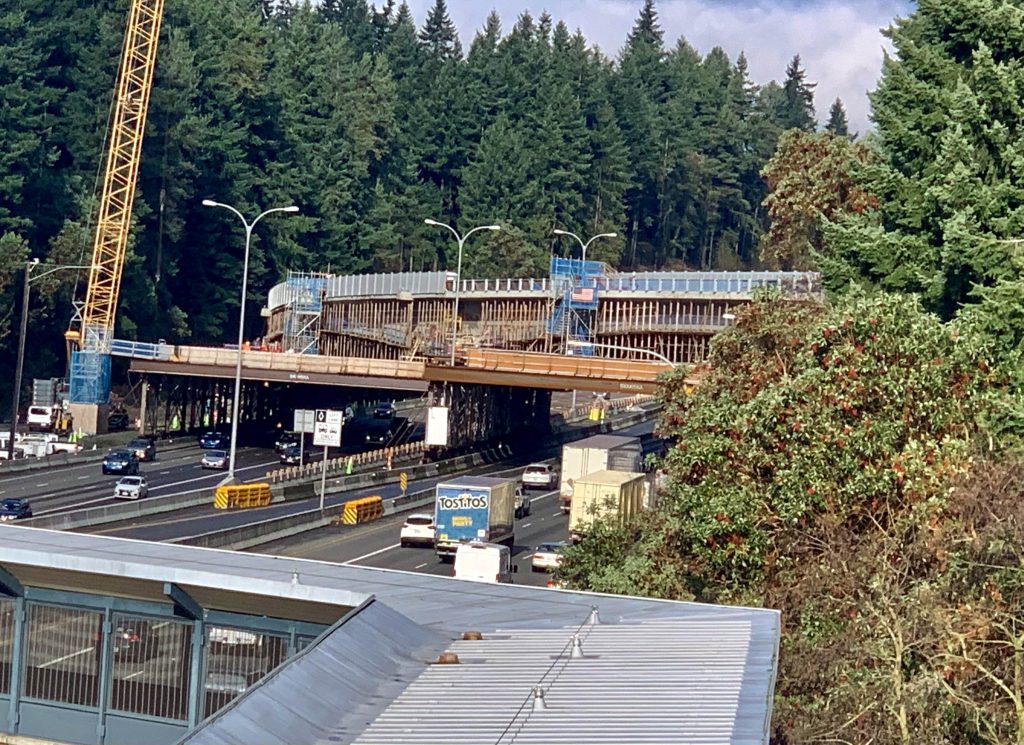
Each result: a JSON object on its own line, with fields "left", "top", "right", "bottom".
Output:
{"left": 7, "top": 260, "right": 90, "bottom": 461}
{"left": 552, "top": 229, "right": 617, "bottom": 266}
{"left": 203, "top": 199, "right": 299, "bottom": 482}
{"left": 424, "top": 219, "right": 500, "bottom": 366}
{"left": 551, "top": 229, "right": 617, "bottom": 411}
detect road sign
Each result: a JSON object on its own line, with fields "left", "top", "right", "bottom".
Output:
{"left": 293, "top": 409, "right": 316, "bottom": 434}
{"left": 425, "top": 406, "right": 449, "bottom": 446}
{"left": 313, "top": 409, "right": 343, "bottom": 447}
{"left": 399, "top": 472, "right": 408, "bottom": 495}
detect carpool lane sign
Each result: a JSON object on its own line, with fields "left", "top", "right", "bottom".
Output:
{"left": 313, "top": 409, "right": 342, "bottom": 447}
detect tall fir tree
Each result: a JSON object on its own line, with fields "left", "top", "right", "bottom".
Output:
{"left": 779, "top": 54, "right": 816, "bottom": 131}
{"left": 825, "top": 97, "right": 850, "bottom": 137}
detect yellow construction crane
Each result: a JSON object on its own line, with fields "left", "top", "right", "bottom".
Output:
{"left": 67, "top": 0, "right": 165, "bottom": 429}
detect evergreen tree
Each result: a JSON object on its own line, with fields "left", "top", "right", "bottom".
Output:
{"left": 418, "top": 0, "right": 461, "bottom": 62}
{"left": 825, "top": 96, "right": 850, "bottom": 137}
{"left": 779, "top": 54, "right": 816, "bottom": 131}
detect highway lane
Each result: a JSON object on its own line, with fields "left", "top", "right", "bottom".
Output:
{"left": 86, "top": 417, "right": 655, "bottom": 542}
{"left": 253, "top": 487, "right": 570, "bottom": 588}
{"left": 0, "top": 443, "right": 279, "bottom": 514}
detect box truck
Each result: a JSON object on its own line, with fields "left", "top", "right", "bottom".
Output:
{"left": 569, "top": 469, "right": 646, "bottom": 543}
{"left": 434, "top": 476, "right": 516, "bottom": 560}
{"left": 559, "top": 434, "right": 642, "bottom": 514}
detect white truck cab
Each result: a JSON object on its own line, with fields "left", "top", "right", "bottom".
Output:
{"left": 453, "top": 541, "right": 517, "bottom": 584}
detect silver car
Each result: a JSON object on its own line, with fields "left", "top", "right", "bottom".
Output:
{"left": 113, "top": 476, "right": 148, "bottom": 500}
{"left": 201, "top": 449, "right": 229, "bottom": 470}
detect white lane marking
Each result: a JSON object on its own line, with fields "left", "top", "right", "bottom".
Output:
{"left": 159, "top": 471, "right": 170, "bottom": 475}
{"left": 32, "top": 458, "right": 279, "bottom": 516}
{"left": 148, "top": 459, "right": 278, "bottom": 493}
{"left": 414, "top": 562, "right": 428, "bottom": 569}
{"left": 39, "top": 646, "right": 93, "bottom": 668}
{"left": 345, "top": 543, "right": 401, "bottom": 564}
{"left": 77, "top": 475, "right": 88, "bottom": 480}
{"left": 551, "top": 512, "right": 562, "bottom": 518}
{"left": 36, "top": 483, "right": 49, "bottom": 487}
{"left": 123, "top": 669, "right": 147, "bottom": 680}
{"left": 521, "top": 522, "right": 532, "bottom": 528}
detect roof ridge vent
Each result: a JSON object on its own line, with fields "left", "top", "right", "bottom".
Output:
{"left": 570, "top": 634, "right": 585, "bottom": 659}
{"left": 531, "top": 686, "right": 548, "bottom": 712}
{"left": 588, "top": 605, "right": 600, "bottom": 625}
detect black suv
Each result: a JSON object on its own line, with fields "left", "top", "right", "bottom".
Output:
{"left": 126, "top": 437, "right": 156, "bottom": 462}
{"left": 102, "top": 449, "right": 140, "bottom": 475}
{"left": 0, "top": 498, "right": 32, "bottom": 521}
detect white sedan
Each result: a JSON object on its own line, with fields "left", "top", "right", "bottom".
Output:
{"left": 400, "top": 514, "right": 435, "bottom": 548}
{"left": 113, "top": 476, "right": 148, "bottom": 500}
{"left": 531, "top": 541, "right": 569, "bottom": 572}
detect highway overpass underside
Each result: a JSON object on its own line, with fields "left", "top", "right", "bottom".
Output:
{"left": 429, "top": 380, "right": 552, "bottom": 451}
{"left": 132, "top": 369, "right": 426, "bottom": 437}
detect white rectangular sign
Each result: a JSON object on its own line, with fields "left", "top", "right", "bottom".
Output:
{"left": 313, "top": 409, "right": 343, "bottom": 447}
{"left": 425, "top": 406, "right": 449, "bottom": 447}
{"left": 293, "top": 409, "right": 316, "bottom": 434}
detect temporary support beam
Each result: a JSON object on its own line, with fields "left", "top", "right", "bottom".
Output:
{"left": 0, "top": 564, "right": 24, "bottom": 597}
{"left": 164, "top": 582, "right": 203, "bottom": 620}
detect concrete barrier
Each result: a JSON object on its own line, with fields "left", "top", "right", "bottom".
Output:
{"left": 20, "top": 488, "right": 211, "bottom": 532}
{"left": 0, "top": 439, "right": 195, "bottom": 475}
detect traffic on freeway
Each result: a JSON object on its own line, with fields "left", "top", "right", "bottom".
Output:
{"left": 253, "top": 485, "right": 570, "bottom": 588}
{"left": 0, "top": 442, "right": 279, "bottom": 517}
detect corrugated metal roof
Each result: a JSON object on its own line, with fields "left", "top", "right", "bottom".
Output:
{"left": 182, "top": 599, "right": 449, "bottom": 745}
{"left": 0, "top": 527, "right": 780, "bottom": 745}
{"left": 355, "top": 615, "right": 777, "bottom": 745}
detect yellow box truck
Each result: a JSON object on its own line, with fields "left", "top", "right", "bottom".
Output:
{"left": 569, "top": 469, "right": 645, "bottom": 543}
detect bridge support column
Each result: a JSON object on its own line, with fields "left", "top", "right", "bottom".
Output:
{"left": 430, "top": 382, "right": 550, "bottom": 453}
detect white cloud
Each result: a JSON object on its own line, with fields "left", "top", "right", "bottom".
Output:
{"left": 403, "top": 0, "right": 912, "bottom": 133}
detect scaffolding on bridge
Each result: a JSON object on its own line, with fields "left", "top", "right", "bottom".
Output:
{"left": 279, "top": 271, "right": 331, "bottom": 354}
{"left": 548, "top": 257, "right": 605, "bottom": 354}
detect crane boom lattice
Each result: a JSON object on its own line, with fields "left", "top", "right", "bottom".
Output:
{"left": 71, "top": 0, "right": 165, "bottom": 406}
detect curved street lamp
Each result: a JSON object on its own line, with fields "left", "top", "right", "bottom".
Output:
{"left": 203, "top": 199, "right": 299, "bottom": 482}
{"left": 552, "top": 229, "right": 617, "bottom": 265}
{"left": 424, "top": 219, "right": 500, "bottom": 366}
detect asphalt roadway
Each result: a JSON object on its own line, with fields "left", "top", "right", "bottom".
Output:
{"left": 0, "top": 442, "right": 279, "bottom": 516}
{"left": 251, "top": 485, "right": 570, "bottom": 588}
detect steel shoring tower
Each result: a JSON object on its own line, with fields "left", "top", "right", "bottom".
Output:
{"left": 70, "top": 0, "right": 165, "bottom": 411}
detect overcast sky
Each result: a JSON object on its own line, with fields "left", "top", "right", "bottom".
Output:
{"left": 403, "top": 0, "right": 913, "bottom": 134}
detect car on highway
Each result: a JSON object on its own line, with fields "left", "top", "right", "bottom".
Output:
{"left": 514, "top": 487, "right": 532, "bottom": 519}
{"left": 399, "top": 514, "right": 435, "bottom": 547}
{"left": 102, "top": 449, "right": 140, "bottom": 475}
{"left": 363, "top": 421, "right": 394, "bottom": 448}
{"left": 110, "top": 619, "right": 159, "bottom": 660}
{"left": 204, "top": 671, "right": 249, "bottom": 696}
{"left": 113, "top": 476, "right": 148, "bottom": 500}
{"left": 373, "top": 401, "right": 396, "bottom": 419}
{"left": 107, "top": 411, "right": 131, "bottom": 431}
{"left": 531, "top": 541, "right": 569, "bottom": 572}
{"left": 273, "top": 431, "right": 300, "bottom": 453}
{"left": 0, "top": 498, "right": 33, "bottom": 521}
{"left": 199, "top": 431, "right": 231, "bottom": 449}
{"left": 201, "top": 449, "right": 229, "bottom": 470}
{"left": 278, "top": 444, "right": 313, "bottom": 466}
{"left": 126, "top": 437, "right": 156, "bottom": 462}
{"left": 521, "top": 463, "right": 557, "bottom": 491}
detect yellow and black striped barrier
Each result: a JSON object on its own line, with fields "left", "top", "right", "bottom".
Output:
{"left": 341, "top": 495, "right": 384, "bottom": 525}
{"left": 213, "top": 483, "right": 272, "bottom": 510}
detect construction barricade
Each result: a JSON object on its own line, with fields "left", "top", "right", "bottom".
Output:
{"left": 213, "top": 483, "right": 272, "bottom": 510}
{"left": 341, "top": 495, "right": 384, "bottom": 525}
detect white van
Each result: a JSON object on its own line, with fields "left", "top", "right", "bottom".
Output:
{"left": 453, "top": 541, "right": 517, "bottom": 584}
{"left": 26, "top": 406, "right": 54, "bottom": 432}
